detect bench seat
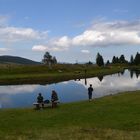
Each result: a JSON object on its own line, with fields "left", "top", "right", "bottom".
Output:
{"left": 33, "top": 102, "right": 52, "bottom": 109}
{"left": 33, "top": 100, "right": 60, "bottom": 109}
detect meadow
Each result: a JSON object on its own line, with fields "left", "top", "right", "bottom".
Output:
{"left": 0, "top": 91, "right": 140, "bottom": 140}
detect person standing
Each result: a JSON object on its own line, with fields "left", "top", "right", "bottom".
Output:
{"left": 51, "top": 90, "right": 59, "bottom": 108}
{"left": 88, "top": 84, "right": 93, "bottom": 101}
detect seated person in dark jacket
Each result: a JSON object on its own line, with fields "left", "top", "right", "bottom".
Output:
{"left": 37, "top": 93, "right": 44, "bottom": 108}
{"left": 51, "top": 90, "right": 59, "bottom": 108}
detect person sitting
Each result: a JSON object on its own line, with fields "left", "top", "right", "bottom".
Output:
{"left": 37, "top": 93, "right": 44, "bottom": 108}
{"left": 51, "top": 90, "right": 59, "bottom": 108}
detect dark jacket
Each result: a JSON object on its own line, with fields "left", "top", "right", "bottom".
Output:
{"left": 51, "top": 91, "right": 58, "bottom": 101}
{"left": 37, "top": 95, "right": 44, "bottom": 103}
{"left": 88, "top": 87, "right": 93, "bottom": 94}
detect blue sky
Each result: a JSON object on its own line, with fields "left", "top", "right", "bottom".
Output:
{"left": 0, "top": 0, "right": 140, "bottom": 63}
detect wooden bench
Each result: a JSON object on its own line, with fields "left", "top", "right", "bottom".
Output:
{"left": 33, "top": 102, "right": 51, "bottom": 109}
{"left": 33, "top": 101, "right": 60, "bottom": 109}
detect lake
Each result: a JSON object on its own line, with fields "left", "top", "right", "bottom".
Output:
{"left": 0, "top": 69, "right": 140, "bottom": 109}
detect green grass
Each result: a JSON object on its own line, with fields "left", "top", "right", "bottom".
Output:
{"left": 0, "top": 64, "right": 124, "bottom": 85}
{"left": 0, "top": 91, "right": 140, "bottom": 140}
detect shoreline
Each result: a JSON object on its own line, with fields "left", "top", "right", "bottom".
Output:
{"left": 0, "top": 66, "right": 124, "bottom": 85}
{"left": 1, "top": 89, "right": 139, "bottom": 110}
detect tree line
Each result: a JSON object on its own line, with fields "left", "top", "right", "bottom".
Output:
{"left": 96, "top": 52, "right": 140, "bottom": 66}
{"left": 42, "top": 51, "right": 140, "bottom": 67}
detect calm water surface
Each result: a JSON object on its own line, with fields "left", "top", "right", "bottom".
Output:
{"left": 0, "top": 69, "right": 140, "bottom": 108}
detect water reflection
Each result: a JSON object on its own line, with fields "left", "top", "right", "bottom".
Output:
{"left": 130, "top": 70, "right": 134, "bottom": 78}
{"left": 0, "top": 69, "right": 140, "bottom": 108}
{"left": 98, "top": 76, "right": 104, "bottom": 82}
{"left": 85, "top": 78, "right": 87, "bottom": 85}
{"left": 128, "top": 69, "right": 140, "bottom": 79}
{"left": 136, "top": 71, "right": 139, "bottom": 78}
{"left": 121, "top": 70, "right": 125, "bottom": 75}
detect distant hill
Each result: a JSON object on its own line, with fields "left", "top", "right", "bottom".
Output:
{"left": 0, "top": 55, "right": 41, "bottom": 65}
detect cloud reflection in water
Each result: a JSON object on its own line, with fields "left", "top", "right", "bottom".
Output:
{"left": 0, "top": 70, "right": 140, "bottom": 108}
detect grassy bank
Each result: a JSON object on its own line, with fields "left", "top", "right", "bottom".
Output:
{"left": 0, "top": 91, "right": 140, "bottom": 140}
{"left": 0, "top": 64, "right": 124, "bottom": 85}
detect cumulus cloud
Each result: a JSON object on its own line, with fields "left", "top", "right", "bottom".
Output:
{"left": 32, "top": 20, "right": 140, "bottom": 52}
{"left": 53, "top": 36, "right": 71, "bottom": 48}
{"left": 0, "top": 48, "right": 10, "bottom": 52}
{"left": 72, "top": 20, "right": 140, "bottom": 47}
{"left": 0, "top": 26, "right": 48, "bottom": 43}
{"left": 32, "top": 45, "right": 65, "bottom": 52}
{"left": 32, "top": 44, "right": 66, "bottom": 52}
{"left": 81, "top": 50, "right": 90, "bottom": 54}
{"left": 1, "top": 15, "right": 140, "bottom": 53}
{"left": 32, "top": 45, "right": 48, "bottom": 51}
{"left": 0, "top": 14, "right": 48, "bottom": 43}
{"left": 32, "top": 36, "right": 71, "bottom": 52}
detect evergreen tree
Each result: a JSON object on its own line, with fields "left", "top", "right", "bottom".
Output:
{"left": 119, "top": 55, "right": 125, "bottom": 63}
{"left": 112, "top": 56, "right": 117, "bottom": 64}
{"left": 106, "top": 60, "right": 110, "bottom": 66}
{"left": 130, "top": 55, "right": 134, "bottom": 65}
{"left": 96, "top": 53, "right": 104, "bottom": 66}
{"left": 112, "top": 55, "right": 127, "bottom": 64}
{"left": 116, "top": 57, "right": 119, "bottom": 63}
{"left": 134, "top": 52, "right": 140, "bottom": 65}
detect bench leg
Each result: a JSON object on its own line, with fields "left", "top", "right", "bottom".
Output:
{"left": 35, "top": 104, "right": 40, "bottom": 109}
{"left": 36, "top": 103, "right": 45, "bottom": 109}
{"left": 42, "top": 103, "right": 44, "bottom": 108}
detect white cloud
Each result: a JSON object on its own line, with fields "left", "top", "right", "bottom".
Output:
{"left": 0, "top": 26, "right": 48, "bottom": 43}
{"left": 81, "top": 50, "right": 90, "bottom": 54}
{"left": 33, "top": 20, "right": 140, "bottom": 52}
{"left": 73, "top": 30, "right": 105, "bottom": 46}
{"left": 32, "top": 44, "right": 67, "bottom": 52}
{"left": 0, "top": 48, "right": 10, "bottom": 52}
{"left": 32, "top": 36, "right": 71, "bottom": 52}
{"left": 32, "top": 45, "right": 49, "bottom": 52}
{"left": 72, "top": 20, "right": 140, "bottom": 47}
{"left": 1, "top": 16, "right": 140, "bottom": 53}
{"left": 0, "top": 15, "right": 49, "bottom": 44}
{"left": 53, "top": 36, "right": 71, "bottom": 48}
